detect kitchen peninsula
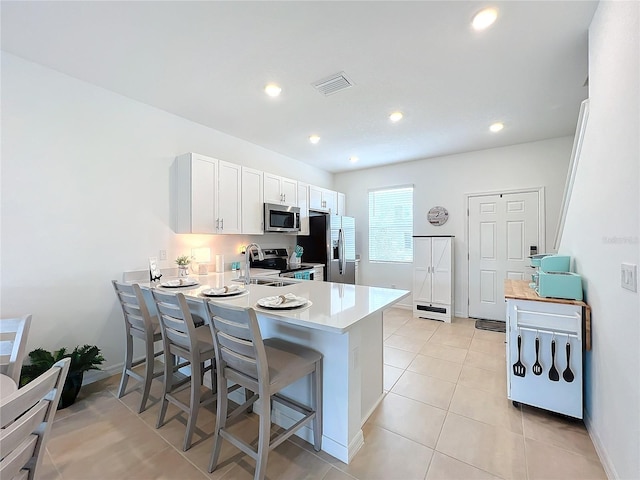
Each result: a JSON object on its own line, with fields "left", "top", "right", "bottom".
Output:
{"left": 129, "top": 270, "right": 410, "bottom": 463}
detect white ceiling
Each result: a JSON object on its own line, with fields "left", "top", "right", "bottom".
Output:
{"left": 1, "top": 1, "right": 598, "bottom": 173}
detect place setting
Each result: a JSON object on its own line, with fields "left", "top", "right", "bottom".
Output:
{"left": 200, "top": 284, "right": 248, "bottom": 298}
{"left": 255, "top": 293, "right": 312, "bottom": 311}
{"left": 156, "top": 278, "right": 200, "bottom": 289}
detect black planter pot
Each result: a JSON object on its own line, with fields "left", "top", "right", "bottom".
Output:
{"left": 59, "top": 371, "right": 83, "bottom": 409}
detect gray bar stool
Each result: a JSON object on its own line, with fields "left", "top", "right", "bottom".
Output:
{"left": 151, "top": 289, "right": 217, "bottom": 451}
{"left": 112, "top": 281, "right": 164, "bottom": 413}
{"left": 205, "top": 301, "right": 323, "bottom": 480}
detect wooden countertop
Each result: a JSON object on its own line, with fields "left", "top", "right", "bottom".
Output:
{"left": 504, "top": 279, "right": 591, "bottom": 350}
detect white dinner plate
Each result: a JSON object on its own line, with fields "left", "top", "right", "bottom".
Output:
{"left": 159, "top": 279, "right": 199, "bottom": 288}
{"left": 201, "top": 288, "right": 248, "bottom": 298}
{"left": 256, "top": 296, "right": 310, "bottom": 310}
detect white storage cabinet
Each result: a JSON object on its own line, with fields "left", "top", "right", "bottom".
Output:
{"left": 413, "top": 236, "right": 454, "bottom": 322}
{"left": 173, "top": 153, "right": 241, "bottom": 234}
{"left": 506, "top": 297, "right": 583, "bottom": 418}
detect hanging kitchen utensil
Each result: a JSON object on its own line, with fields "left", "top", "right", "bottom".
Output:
{"left": 532, "top": 335, "right": 543, "bottom": 376}
{"left": 513, "top": 334, "right": 526, "bottom": 377}
{"left": 563, "top": 338, "right": 575, "bottom": 383}
{"left": 549, "top": 338, "right": 560, "bottom": 382}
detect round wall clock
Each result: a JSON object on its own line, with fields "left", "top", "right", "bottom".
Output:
{"left": 428, "top": 206, "right": 449, "bottom": 226}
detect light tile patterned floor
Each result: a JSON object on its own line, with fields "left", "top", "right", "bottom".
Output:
{"left": 40, "top": 308, "right": 607, "bottom": 479}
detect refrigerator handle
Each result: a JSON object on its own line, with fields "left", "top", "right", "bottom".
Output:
{"left": 339, "top": 228, "right": 346, "bottom": 274}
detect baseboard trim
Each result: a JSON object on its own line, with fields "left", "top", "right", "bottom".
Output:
{"left": 584, "top": 411, "right": 615, "bottom": 480}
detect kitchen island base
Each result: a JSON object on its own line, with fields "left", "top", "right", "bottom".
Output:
{"left": 243, "top": 309, "right": 384, "bottom": 463}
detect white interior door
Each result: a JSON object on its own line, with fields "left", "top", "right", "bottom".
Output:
{"left": 468, "top": 191, "right": 540, "bottom": 321}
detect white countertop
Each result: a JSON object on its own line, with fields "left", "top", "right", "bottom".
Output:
{"left": 138, "top": 271, "right": 409, "bottom": 334}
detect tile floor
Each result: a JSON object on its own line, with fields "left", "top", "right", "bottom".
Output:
{"left": 39, "top": 308, "right": 607, "bottom": 479}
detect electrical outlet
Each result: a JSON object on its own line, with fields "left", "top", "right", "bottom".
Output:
{"left": 621, "top": 263, "right": 637, "bottom": 292}
{"left": 159, "top": 250, "right": 167, "bottom": 261}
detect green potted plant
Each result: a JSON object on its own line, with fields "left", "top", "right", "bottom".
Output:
{"left": 20, "top": 345, "right": 105, "bottom": 409}
{"left": 176, "top": 255, "right": 192, "bottom": 277}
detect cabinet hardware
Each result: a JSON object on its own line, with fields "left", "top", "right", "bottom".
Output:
{"left": 221, "top": 218, "right": 224, "bottom": 230}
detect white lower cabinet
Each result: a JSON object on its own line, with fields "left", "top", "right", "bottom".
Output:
{"left": 313, "top": 266, "right": 324, "bottom": 281}
{"left": 413, "top": 236, "right": 454, "bottom": 322}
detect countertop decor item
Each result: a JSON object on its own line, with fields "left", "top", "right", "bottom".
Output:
{"left": 20, "top": 345, "right": 105, "bottom": 409}
{"left": 176, "top": 255, "right": 192, "bottom": 277}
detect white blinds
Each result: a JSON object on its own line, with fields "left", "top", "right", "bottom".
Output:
{"left": 368, "top": 186, "right": 413, "bottom": 262}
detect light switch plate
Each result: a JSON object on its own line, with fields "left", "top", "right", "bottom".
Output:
{"left": 621, "top": 263, "right": 637, "bottom": 292}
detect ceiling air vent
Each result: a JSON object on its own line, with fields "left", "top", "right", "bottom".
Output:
{"left": 312, "top": 72, "right": 354, "bottom": 96}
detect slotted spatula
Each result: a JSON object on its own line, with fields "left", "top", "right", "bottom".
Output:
{"left": 549, "top": 339, "right": 560, "bottom": 382}
{"left": 532, "top": 336, "right": 543, "bottom": 376}
{"left": 513, "top": 334, "right": 526, "bottom": 377}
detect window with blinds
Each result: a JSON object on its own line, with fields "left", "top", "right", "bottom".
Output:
{"left": 368, "top": 186, "right": 414, "bottom": 263}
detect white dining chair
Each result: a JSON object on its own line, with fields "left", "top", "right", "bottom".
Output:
{"left": 0, "top": 358, "right": 70, "bottom": 480}
{"left": 205, "top": 301, "right": 323, "bottom": 480}
{"left": 112, "top": 281, "right": 164, "bottom": 413}
{"left": 0, "top": 315, "right": 32, "bottom": 386}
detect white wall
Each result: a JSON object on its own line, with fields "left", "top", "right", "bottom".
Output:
{"left": 0, "top": 53, "right": 332, "bottom": 374}
{"left": 559, "top": 2, "right": 639, "bottom": 479}
{"left": 334, "top": 137, "right": 573, "bottom": 312}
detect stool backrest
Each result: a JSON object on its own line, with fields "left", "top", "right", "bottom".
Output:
{"left": 112, "top": 281, "right": 153, "bottom": 334}
{"left": 151, "top": 290, "right": 198, "bottom": 358}
{"left": 205, "top": 302, "right": 268, "bottom": 386}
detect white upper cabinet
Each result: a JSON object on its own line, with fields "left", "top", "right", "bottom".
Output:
{"left": 297, "top": 182, "right": 310, "bottom": 236}
{"left": 173, "top": 153, "right": 241, "bottom": 234}
{"left": 309, "top": 185, "right": 340, "bottom": 214}
{"left": 264, "top": 173, "right": 297, "bottom": 206}
{"left": 337, "top": 192, "right": 346, "bottom": 216}
{"left": 241, "top": 167, "right": 264, "bottom": 235}
{"left": 217, "top": 160, "right": 242, "bottom": 234}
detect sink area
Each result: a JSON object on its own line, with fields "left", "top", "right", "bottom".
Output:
{"left": 232, "top": 277, "right": 299, "bottom": 287}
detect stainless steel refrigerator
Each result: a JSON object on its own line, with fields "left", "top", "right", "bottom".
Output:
{"left": 297, "top": 212, "right": 356, "bottom": 283}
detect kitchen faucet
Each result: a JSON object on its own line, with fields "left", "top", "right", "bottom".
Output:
{"left": 244, "top": 243, "right": 264, "bottom": 285}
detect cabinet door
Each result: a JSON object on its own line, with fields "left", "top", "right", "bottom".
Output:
{"left": 281, "top": 177, "right": 298, "bottom": 206}
{"left": 217, "top": 161, "right": 241, "bottom": 234}
{"left": 413, "top": 238, "right": 433, "bottom": 302}
{"left": 297, "top": 182, "right": 310, "bottom": 236}
{"left": 263, "top": 173, "right": 283, "bottom": 204}
{"left": 242, "top": 167, "right": 264, "bottom": 234}
{"left": 337, "top": 192, "right": 346, "bottom": 216}
{"left": 309, "top": 185, "right": 323, "bottom": 210}
{"left": 190, "top": 155, "right": 217, "bottom": 234}
{"left": 431, "top": 237, "right": 452, "bottom": 304}
{"left": 323, "top": 189, "right": 338, "bottom": 214}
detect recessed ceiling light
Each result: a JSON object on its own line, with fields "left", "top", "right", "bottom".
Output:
{"left": 490, "top": 122, "right": 504, "bottom": 132}
{"left": 472, "top": 8, "right": 498, "bottom": 31}
{"left": 264, "top": 83, "right": 282, "bottom": 97}
{"left": 309, "top": 135, "right": 321, "bottom": 144}
{"left": 349, "top": 156, "right": 359, "bottom": 164}
{"left": 389, "top": 111, "right": 404, "bottom": 123}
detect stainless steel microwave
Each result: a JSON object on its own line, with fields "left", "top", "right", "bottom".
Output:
{"left": 264, "top": 203, "right": 301, "bottom": 233}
